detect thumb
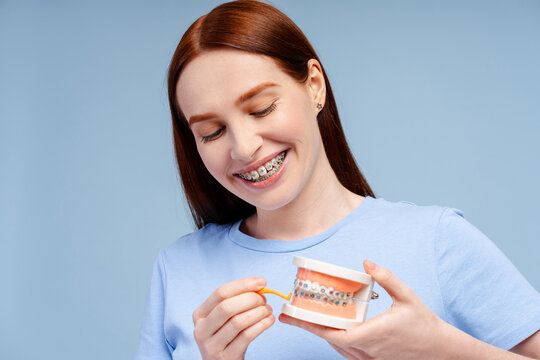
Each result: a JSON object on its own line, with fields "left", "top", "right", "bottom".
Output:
{"left": 363, "top": 260, "right": 414, "bottom": 303}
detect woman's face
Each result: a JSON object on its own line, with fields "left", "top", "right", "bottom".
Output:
{"left": 176, "top": 49, "right": 327, "bottom": 211}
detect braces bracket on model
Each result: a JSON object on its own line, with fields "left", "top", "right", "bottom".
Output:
{"left": 293, "top": 278, "right": 355, "bottom": 306}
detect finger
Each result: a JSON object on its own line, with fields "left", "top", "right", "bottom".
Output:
{"left": 363, "top": 260, "right": 414, "bottom": 302}
{"left": 199, "top": 292, "right": 267, "bottom": 336}
{"left": 224, "top": 313, "right": 275, "bottom": 358}
{"left": 194, "top": 277, "right": 266, "bottom": 322}
{"left": 209, "top": 304, "right": 273, "bottom": 350}
{"left": 278, "top": 313, "right": 349, "bottom": 345}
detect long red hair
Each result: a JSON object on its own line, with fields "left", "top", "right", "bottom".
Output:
{"left": 168, "top": 0, "right": 375, "bottom": 229}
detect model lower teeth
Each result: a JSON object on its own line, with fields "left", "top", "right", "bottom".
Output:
{"left": 239, "top": 151, "right": 286, "bottom": 182}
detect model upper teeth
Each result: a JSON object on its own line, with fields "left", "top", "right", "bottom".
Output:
{"left": 238, "top": 151, "right": 286, "bottom": 182}
{"left": 293, "top": 278, "right": 354, "bottom": 306}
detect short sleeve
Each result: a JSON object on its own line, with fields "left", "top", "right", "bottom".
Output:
{"left": 134, "top": 251, "right": 172, "bottom": 360}
{"left": 435, "top": 208, "right": 540, "bottom": 350}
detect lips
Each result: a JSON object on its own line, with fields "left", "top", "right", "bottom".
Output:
{"left": 238, "top": 151, "right": 285, "bottom": 182}
{"left": 235, "top": 150, "right": 288, "bottom": 189}
{"left": 233, "top": 149, "right": 288, "bottom": 177}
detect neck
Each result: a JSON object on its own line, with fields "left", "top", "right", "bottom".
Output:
{"left": 242, "top": 157, "right": 364, "bottom": 241}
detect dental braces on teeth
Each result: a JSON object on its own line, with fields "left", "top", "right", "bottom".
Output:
{"left": 238, "top": 151, "right": 286, "bottom": 182}
{"left": 282, "top": 256, "right": 375, "bottom": 330}
{"left": 293, "top": 278, "right": 354, "bottom": 306}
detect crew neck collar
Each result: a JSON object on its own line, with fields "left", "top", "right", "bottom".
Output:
{"left": 227, "top": 196, "right": 374, "bottom": 253}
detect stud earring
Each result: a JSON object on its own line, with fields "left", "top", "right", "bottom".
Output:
{"left": 316, "top": 103, "right": 323, "bottom": 110}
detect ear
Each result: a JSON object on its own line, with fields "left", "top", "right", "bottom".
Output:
{"left": 306, "top": 59, "right": 326, "bottom": 110}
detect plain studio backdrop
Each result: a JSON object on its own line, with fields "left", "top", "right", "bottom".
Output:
{"left": 1, "top": 0, "right": 539, "bottom": 359}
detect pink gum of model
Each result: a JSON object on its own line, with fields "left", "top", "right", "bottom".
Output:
{"left": 292, "top": 268, "right": 364, "bottom": 319}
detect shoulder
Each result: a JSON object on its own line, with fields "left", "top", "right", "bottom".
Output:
{"left": 365, "top": 196, "right": 463, "bottom": 231}
{"left": 358, "top": 197, "right": 477, "bottom": 263}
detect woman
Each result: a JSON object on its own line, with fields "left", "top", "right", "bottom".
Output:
{"left": 135, "top": 1, "right": 540, "bottom": 359}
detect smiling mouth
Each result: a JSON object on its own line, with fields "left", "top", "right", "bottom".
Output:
{"left": 236, "top": 151, "right": 287, "bottom": 182}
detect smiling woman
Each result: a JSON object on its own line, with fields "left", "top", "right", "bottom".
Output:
{"left": 167, "top": 1, "right": 373, "bottom": 229}
{"left": 177, "top": 49, "right": 352, "bottom": 217}
{"left": 134, "top": 1, "right": 540, "bottom": 359}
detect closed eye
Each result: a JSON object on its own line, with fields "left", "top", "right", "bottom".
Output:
{"left": 251, "top": 101, "right": 277, "bottom": 117}
{"left": 200, "top": 126, "right": 225, "bottom": 143}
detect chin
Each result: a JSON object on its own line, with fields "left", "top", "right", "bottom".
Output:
{"left": 243, "top": 193, "right": 295, "bottom": 212}
{"left": 228, "top": 183, "right": 297, "bottom": 212}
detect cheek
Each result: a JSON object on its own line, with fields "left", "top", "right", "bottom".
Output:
{"left": 272, "top": 99, "right": 318, "bottom": 142}
{"left": 198, "top": 146, "right": 228, "bottom": 181}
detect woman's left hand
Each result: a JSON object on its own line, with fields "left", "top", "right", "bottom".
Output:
{"left": 279, "top": 260, "right": 454, "bottom": 360}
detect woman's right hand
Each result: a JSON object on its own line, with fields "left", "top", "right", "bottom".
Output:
{"left": 192, "top": 277, "right": 275, "bottom": 359}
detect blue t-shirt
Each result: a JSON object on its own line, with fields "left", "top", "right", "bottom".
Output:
{"left": 134, "top": 196, "right": 540, "bottom": 359}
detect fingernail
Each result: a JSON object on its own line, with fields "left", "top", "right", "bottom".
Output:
{"left": 365, "top": 259, "right": 377, "bottom": 271}
{"left": 255, "top": 277, "right": 266, "bottom": 286}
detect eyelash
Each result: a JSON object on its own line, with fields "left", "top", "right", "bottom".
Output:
{"left": 251, "top": 102, "right": 277, "bottom": 117}
{"left": 200, "top": 127, "right": 225, "bottom": 144}
{"left": 199, "top": 102, "right": 278, "bottom": 143}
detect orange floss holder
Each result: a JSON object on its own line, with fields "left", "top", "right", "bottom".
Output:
{"left": 257, "top": 288, "right": 292, "bottom": 301}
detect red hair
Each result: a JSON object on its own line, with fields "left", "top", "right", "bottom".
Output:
{"left": 168, "top": 0, "right": 375, "bottom": 228}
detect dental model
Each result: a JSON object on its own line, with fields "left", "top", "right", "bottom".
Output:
{"left": 281, "top": 256, "right": 375, "bottom": 329}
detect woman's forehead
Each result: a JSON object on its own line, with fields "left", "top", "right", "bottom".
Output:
{"left": 176, "top": 49, "right": 292, "bottom": 115}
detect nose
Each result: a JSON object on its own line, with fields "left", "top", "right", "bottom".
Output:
{"left": 229, "top": 122, "right": 263, "bottom": 161}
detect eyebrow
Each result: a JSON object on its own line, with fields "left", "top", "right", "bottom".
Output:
{"left": 188, "top": 82, "right": 279, "bottom": 126}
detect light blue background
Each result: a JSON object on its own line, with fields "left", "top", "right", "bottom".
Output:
{"left": 1, "top": 1, "right": 539, "bottom": 359}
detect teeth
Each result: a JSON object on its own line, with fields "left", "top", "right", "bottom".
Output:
{"left": 238, "top": 151, "right": 286, "bottom": 182}
{"left": 293, "top": 278, "right": 355, "bottom": 305}
{"left": 327, "top": 287, "right": 334, "bottom": 296}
